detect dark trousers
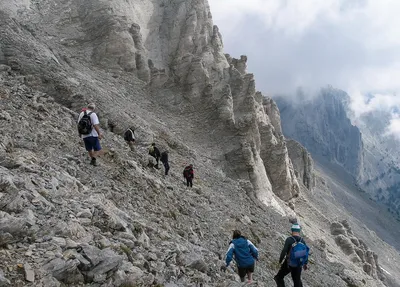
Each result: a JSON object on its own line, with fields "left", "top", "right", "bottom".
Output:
{"left": 274, "top": 262, "right": 302, "bottom": 287}
{"left": 163, "top": 162, "right": 170, "bottom": 175}
{"left": 186, "top": 177, "right": 193, "bottom": 187}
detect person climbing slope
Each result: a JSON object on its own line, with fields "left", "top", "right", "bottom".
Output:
{"left": 224, "top": 230, "right": 259, "bottom": 283}
{"left": 274, "top": 223, "right": 309, "bottom": 287}
{"left": 160, "top": 150, "right": 170, "bottom": 175}
{"left": 183, "top": 164, "right": 194, "bottom": 187}
{"left": 124, "top": 127, "right": 135, "bottom": 151}
{"left": 148, "top": 143, "right": 161, "bottom": 169}
{"left": 77, "top": 103, "right": 103, "bottom": 166}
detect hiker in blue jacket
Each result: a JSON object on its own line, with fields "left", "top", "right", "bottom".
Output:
{"left": 274, "top": 223, "right": 309, "bottom": 287}
{"left": 225, "top": 230, "right": 259, "bottom": 283}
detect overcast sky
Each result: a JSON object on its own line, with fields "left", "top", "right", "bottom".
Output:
{"left": 208, "top": 0, "right": 400, "bottom": 138}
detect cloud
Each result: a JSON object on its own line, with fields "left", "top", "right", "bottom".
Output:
{"left": 208, "top": 0, "right": 400, "bottom": 138}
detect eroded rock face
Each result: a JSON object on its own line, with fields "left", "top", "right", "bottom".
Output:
{"left": 286, "top": 140, "right": 316, "bottom": 190}
{"left": 331, "top": 221, "right": 381, "bottom": 279}
{"left": 173, "top": 50, "right": 300, "bottom": 205}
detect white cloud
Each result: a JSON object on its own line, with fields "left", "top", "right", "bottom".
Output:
{"left": 386, "top": 113, "right": 400, "bottom": 140}
{"left": 208, "top": 0, "right": 400, "bottom": 137}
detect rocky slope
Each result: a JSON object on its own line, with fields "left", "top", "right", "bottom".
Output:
{"left": 0, "top": 0, "right": 399, "bottom": 286}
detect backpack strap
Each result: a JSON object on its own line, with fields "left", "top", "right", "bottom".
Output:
{"left": 127, "top": 128, "right": 133, "bottom": 137}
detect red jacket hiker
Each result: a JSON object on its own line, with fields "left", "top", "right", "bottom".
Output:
{"left": 183, "top": 164, "right": 194, "bottom": 187}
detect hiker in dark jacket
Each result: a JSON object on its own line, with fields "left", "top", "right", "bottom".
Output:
{"left": 124, "top": 127, "right": 135, "bottom": 150}
{"left": 225, "top": 230, "right": 259, "bottom": 283}
{"left": 274, "top": 224, "right": 308, "bottom": 287}
{"left": 160, "top": 151, "right": 170, "bottom": 175}
{"left": 148, "top": 143, "right": 161, "bottom": 169}
{"left": 183, "top": 164, "right": 194, "bottom": 187}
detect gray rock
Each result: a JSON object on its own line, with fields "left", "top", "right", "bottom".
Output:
{"left": 23, "top": 263, "right": 35, "bottom": 282}
{"left": 43, "top": 258, "right": 84, "bottom": 284}
{"left": 137, "top": 231, "right": 150, "bottom": 248}
{"left": 79, "top": 244, "right": 103, "bottom": 266}
{"left": 41, "top": 276, "right": 61, "bottom": 287}
{"left": 84, "top": 248, "right": 122, "bottom": 283}
{"left": 51, "top": 237, "right": 66, "bottom": 248}
{"left": 63, "top": 249, "right": 91, "bottom": 270}
{"left": 187, "top": 259, "right": 208, "bottom": 273}
{"left": 0, "top": 269, "right": 11, "bottom": 286}
{"left": 0, "top": 232, "right": 13, "bottom": 247}
{"left": 335, "top": 234, "right": 354, "bottom": 255}
{"left": 330, "top": 222, "right": 347, "bottom": 236}
{"left": 98, "top": 238, "right": 111, "bottom": 249}
{"left": 65, "top": 238, "right": 78, "bottom": 249}
{"left": 77, "top": 209, "right": 92, "bottom": 218}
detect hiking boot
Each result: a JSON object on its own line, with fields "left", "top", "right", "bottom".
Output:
{"left": 90, "top": 158, "right": 98, "bottom": 166}
{"left": 273, "top": 276, "right": 279, "bottom": 286}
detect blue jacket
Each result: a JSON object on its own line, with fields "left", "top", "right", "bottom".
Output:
{"left": 225, "top": 237, "right": 259, "bottom": 267}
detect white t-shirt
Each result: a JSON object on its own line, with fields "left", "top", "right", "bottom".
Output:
{"left": 78, "top": 110, "right": 100, "bottom": 138}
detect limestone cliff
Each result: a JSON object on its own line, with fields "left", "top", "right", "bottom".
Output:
{"left": 352, "top": 111, "right": 400, "bottom": 218}
{"left": 286, "top": 140, "right": 316, "bottom": 191}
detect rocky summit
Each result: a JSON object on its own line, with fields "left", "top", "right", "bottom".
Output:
{"left": 1, "top": 0, "right": 400, "bottom": 286}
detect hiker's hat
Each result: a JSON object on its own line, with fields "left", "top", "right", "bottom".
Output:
{"left": 291, "top": 224, "right": 301, "bottom": 232}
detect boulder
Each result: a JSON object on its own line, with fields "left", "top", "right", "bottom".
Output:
{"left": 23, "top": 263, "right": 35, "bottom": 283}
{"left": 330, "top": 222, "right": 347, "bottom": 236}
{"left": 335, "top": 234, "right": 354, "bottom": 255}
{"left": 43, "top": 258, "right": 84, "bottom": 284}
{"left": 187, "top": 259, "right": 208, "bottom": 273}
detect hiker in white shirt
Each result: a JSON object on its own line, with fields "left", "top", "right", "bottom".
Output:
{"left": 77, "top": 103, "right": 103, "bottom": 166}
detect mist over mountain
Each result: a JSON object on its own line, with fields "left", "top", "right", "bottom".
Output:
{"left": 275, "top": 87, "right": 363, "bottom": 178}
{"left": 275, "top": 87, "right": 400, "bottom": 221}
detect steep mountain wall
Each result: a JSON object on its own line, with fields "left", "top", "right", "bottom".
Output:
{"left": 286, "top": 140, "right": 316, "bottom": 191}
{"left": 353, "top": 111, "right": 400, "bottom": 217}
{"left": 275, "top": 87, "right": 363, "bottom": 179}
{"left": 276, "top": 87, "right": 400, "bottom": 218}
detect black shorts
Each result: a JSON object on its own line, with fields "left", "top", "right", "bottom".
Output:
{"left": 238, "top": 264, "right": 255, "bottom": 278}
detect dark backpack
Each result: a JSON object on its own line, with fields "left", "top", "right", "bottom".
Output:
{"left": 288, "top": 237, "right": 309, "bottom": 267}
{"left": 124, "top": 129, "right": 135, "bottom": 141}
{"left": 183, "top": 167, "right": 193, "bottom": 178}
{"left": 78, "top": 111, "right": 93, "bottom": 135}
